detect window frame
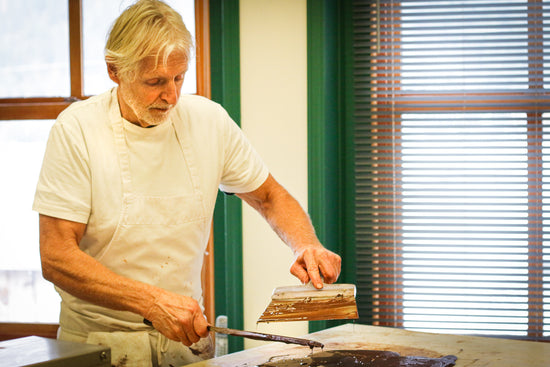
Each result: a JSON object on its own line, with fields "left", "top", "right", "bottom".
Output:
{"left": 0, "top": 0, "right": 82, "bottom": 120}
{"left": 0, "top": 0, "right": 212, "bottom": 341}
{"left": 307, "top": 0, "right": 548, "bottom": 340}
{"left": 306, "top": 0, "right": 356, "bottom": 333}
{"left": 0, "top": 0, "right": 211, "bottom": 119}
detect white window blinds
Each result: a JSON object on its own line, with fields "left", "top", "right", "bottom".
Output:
{"left": 354, "top": 0, "right": 550, "bottom": 340}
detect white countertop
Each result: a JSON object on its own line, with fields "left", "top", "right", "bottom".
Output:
{"left": 188, "top": 323, "right": 550, "bottom": 367}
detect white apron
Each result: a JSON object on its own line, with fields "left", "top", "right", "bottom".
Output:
{"left": 57, "top": 103, "right": 214, "bottom": 366}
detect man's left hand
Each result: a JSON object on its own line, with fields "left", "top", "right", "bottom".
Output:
{"left": 290, "top": 245, "right": 341, "bottom": 289}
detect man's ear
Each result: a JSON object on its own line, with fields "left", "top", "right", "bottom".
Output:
{"left": 107, "top": 63, "right": 120, "bottom": 84}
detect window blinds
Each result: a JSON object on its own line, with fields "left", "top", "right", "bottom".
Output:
{"left": 353, "top": 0, "right": 550, "bottom": 340}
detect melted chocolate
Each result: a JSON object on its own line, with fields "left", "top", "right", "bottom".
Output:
{"left": 258, "top": 350, "right": 457, "bottom": 367}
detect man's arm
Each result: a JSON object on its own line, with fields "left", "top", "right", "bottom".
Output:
{"left": 39, "top": 214, "right": 208, "bottom": 345}
{"left": 236, "top": 174, "right": 341, "bottom": 288}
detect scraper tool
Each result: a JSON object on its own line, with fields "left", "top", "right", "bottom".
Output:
{"left": 208, "top": 326, "right": 324, "bottom": 349}
{"left": 144, "top": 319, "right": 323, "bottom": 349}
{"left": 257, "top": 283, "right": 359, "bottom": 323}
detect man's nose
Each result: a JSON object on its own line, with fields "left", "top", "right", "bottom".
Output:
{"left": 161, "top": 80, "right": 179, "bottom": 104}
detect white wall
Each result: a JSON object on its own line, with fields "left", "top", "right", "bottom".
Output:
{"left": 239, "top": 0, "right": 309, "bottom": 349}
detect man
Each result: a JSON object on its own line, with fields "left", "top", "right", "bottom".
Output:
{"left": 33, "top": 0, "right": 341, "bottom": 366}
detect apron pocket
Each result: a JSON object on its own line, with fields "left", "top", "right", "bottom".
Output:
{"left": 87, "top": 330, "right": 152, "bottom": 367}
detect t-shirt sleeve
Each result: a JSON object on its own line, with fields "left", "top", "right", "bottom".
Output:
{"left": 218, "top": 110, "right": 269, "bottom": 194}
{"left": 32, "top": 116, "right": 91, "bottom": 224}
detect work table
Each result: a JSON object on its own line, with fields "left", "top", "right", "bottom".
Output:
{"left": 189, "top": 323, "right": 549, "bottom": 367}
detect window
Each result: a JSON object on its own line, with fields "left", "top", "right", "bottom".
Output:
{"left": 0, "top": 0, "right": 201, "bottom": 328}
{"left": 0, "top": 1, "right": 70, "bottom": 98}
{"left": 354, "top": 0, "right": 549, "bottom": 340}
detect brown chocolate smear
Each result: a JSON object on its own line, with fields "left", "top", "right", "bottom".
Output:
{"left": 258, "top": 350, "right": 457, "bottom": 367}
{"left": 258, "top": 296, "right": 358, "bottom": 322}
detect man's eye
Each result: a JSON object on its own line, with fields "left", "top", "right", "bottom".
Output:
{"left": 146, "top": 79, "right": 161, "bottom": 86}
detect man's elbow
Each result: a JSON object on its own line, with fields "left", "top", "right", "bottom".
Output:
{"left": 39, "top": 247, "right": 64, "bottom": 284}
{"left": 40, "top": 255, "right": 57, "bottom": 283}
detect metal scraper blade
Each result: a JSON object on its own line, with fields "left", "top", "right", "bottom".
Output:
{"left": 257, "top": 283, "right": 359, "bottom": 323}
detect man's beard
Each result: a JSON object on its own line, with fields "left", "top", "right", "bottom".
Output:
{"left": 121, "top": 88, "right": 174, "bottom": 127}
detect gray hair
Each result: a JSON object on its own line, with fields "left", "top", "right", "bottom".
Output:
{"left": 105, "top": 0, "right": 193, "bottom": 80}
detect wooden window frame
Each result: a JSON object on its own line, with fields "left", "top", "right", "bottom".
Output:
{"left": 0, "top": 0, "right": 211, "bottom": 119}
{"left": 0, "top": 0, "right": 213, "bottom": 341}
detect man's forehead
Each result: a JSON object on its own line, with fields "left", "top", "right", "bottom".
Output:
{"left": 138, "top": 52, "right": 189, "bottom": 75}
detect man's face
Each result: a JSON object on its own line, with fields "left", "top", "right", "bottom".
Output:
{"left": 114, "top": 51, "right": 188, "bottom": 127}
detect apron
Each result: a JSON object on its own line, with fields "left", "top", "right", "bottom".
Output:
{"left": 57, "top": 97, "right": 214, "bottom": 366}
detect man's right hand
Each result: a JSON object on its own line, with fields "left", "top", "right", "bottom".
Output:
{"left": 144, "top": 290, "right": 209, "bottom": 346}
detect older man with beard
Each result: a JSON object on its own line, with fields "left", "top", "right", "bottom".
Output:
{"left": 32, "top": 1, "right": 341, "bottom": 366}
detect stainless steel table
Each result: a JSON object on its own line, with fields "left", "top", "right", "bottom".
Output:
{"left": 189, "top": 323, "right": 550, "bottom": 367}
{"left": 0, "top": 336, "right": 110, "bottom": 367}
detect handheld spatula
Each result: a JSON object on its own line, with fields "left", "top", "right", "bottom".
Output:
{"left": 257, "top": 283, "right": 359, "bottom": 323}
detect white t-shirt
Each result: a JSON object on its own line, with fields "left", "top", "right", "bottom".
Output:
{"left": 122, "top": 115, "right": 193, "bottom": 196}
{"left": 33, "top": 88, "right": 269, "bottom": 258}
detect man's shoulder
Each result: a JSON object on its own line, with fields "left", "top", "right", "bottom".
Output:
{"left": 175, "top": 94, "right": 232, "bottom": 124}
{"left": 177, "top": 94, "right": 222, "bottom": 111}
{"left": 51, "top": 89, "right": 115, "bottom": 141}
{"left": 57, "top": 89, "right": 114, "bottom": 124}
